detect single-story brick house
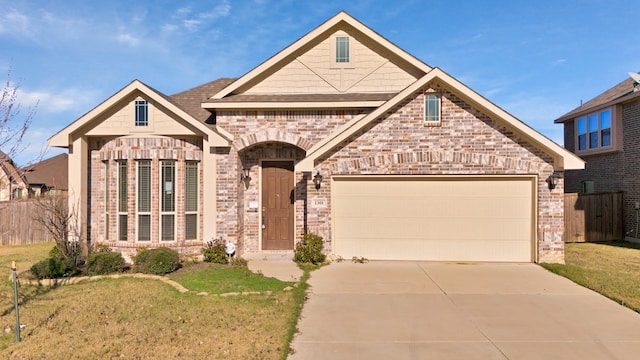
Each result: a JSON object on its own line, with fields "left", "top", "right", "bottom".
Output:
{"left": 555, "top": 72, "right": 640, "bottom": 239}
{"left": 49, "top": 12, "right": 583, "bottom": 263}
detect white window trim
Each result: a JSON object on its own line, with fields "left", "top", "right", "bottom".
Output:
{"left": 160, "top": 160, "right": 176, "bottom": 242}
{"left": 136, "top": 160, "right": 152, "bottom": 242}
{"left": 132, "top": 98, "right": 154, "bottom": 132}
{"left": 117, "top": 161, "right": 128, "bottom": 242}
{"left": 331, "top": 34, "right": 354, "bottom": 69}
{"left": 424, "top": 93, "right": 442, "bottom": 125}
{"left": 184, "top": 161, "right": 199, "bottom": 241}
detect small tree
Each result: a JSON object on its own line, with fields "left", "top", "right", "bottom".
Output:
{"left": 33, "top": 194, "right": 85, "bottom": 267}
{"left": 1, "top": 68, "right": 36, "bottom": 159}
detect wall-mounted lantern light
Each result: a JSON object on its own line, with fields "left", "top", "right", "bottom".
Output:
{"left": 313, "top": 171, "right": 323, "bottom": 190}
{"left": 240, "top": 166, "right": 251, "bottom": 189}
{"left": 546, "top": 172, "right": 562, "bottom": 190}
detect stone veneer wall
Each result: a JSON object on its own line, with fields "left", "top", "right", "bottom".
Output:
{"left": 88, "top": 136, "right": 204, "bottom": 261}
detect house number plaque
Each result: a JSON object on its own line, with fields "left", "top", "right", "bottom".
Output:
{"left": 312, "top": 198, "right": 327, "bottom": 208}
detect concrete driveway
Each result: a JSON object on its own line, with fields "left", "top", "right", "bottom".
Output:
{"left": 289, "top": 262, "right": 640, "bottom": 359}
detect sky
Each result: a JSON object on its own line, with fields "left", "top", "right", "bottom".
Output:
{"left": 1, "top": 0, "right": 639, "bottom": 166}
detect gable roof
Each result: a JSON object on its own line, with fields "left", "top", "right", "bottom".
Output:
{"left": 23, "top": 153, "right": 68, "bottom": 189}
{"left": 0, "top": 150, "right": 28, "bottom": 187}
{"left": 298, "top": 67, "right": 584, "bottom": 171}
{"left": 49, "top": 80, "right": 231, "bottom": 148}
{"left": 206, "top": 11, "right": 432, "bottom": 104}
{"left": 555, "top": 73, "right": 640, "bottom": 123}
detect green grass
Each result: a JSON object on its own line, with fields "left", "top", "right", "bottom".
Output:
{"left": 0, "top": 243, "right": 312, "bottom": 359}
{"left": 168, "top": 263, "right": 294, "bottom": 294}
{"left": 542, "top": 241, "right": 640, "bottom": 313}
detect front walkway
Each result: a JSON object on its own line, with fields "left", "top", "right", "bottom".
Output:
{"left": 290, "top": 261, "right": 640, "bottom": 359}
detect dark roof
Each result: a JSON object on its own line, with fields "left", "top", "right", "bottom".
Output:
{"left": 170, "top": 78, "right": 237, "bottom": 121}
{"left": 555, "top": 74, "right": 640, "bottom": 123}
{"left": 23, "top": 153, "right": 68, "bottom": 190}
{"left": 203, "top": 92, "right": 397, "bottom": 104}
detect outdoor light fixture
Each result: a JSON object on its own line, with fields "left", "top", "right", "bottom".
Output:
{"left": 240, "top": 166, "right": 251, "bottom": 189}
{"left": 313, "top": 171, "right": 323, "bottom": 190}
{"left": 547, "top": 172, "right": 562, "bottom": 190}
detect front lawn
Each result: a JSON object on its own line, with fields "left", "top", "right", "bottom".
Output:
{"left": 0, "top": 243, "right": 306, "bottom": 359}
{"left": 542, "top": 241, "right": 640, "bottom": 313}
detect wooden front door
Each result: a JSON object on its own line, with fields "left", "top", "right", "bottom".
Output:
{"left": 261, "top": 161, "right": 295, "bottom": 250}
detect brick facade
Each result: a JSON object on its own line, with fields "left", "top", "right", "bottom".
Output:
{"left": 563, "top": 99, "right": 640, "bottom": 238}
{"left": 215, "top": 86, "right": 564, "bottom": 263}
{"left": 88, "top": 137, "right": 205, "bottom": 260}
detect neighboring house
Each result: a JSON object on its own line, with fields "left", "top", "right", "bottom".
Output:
{"left": 49, "top": 12, "right": 583, "bottom": 263}
{"left": 23, "top": 153, "right": 69, "bottom": 196}
{"left": 554, "top": 72, "right": 640, "bottom": 238}
{"left": 0, "top": 150, "right": 29, "bottom": 201}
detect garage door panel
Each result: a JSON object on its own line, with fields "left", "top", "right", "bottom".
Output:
{"left": 333, "top": 177, "right": 534, "bottom": 262}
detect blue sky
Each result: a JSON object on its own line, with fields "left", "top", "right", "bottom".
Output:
{"left": 1, "top": 0, "right": 638, "bottom": 166}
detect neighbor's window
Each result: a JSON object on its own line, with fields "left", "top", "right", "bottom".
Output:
{"left": 137, "top": 160, "right": 151, "bottom": 242}
{"left": 185, "top": 161, "right": 198, "bottom": 240}
{"left": 135, "top": 100, "right": 148, "bottom": 127}
{"left": 336, "top": 36, "right": 350, "bottom": 63}
{"left": 577, "top": 108, "right": 611, "bottom": 151}
{"left": 118, "top": 161, "right": 128, "bottom": 241}
{"left": 161, "top": 161, "right": 176, "bottom": 241}
{"left": 424, "top": 94, "right": 441, "bottom": 123}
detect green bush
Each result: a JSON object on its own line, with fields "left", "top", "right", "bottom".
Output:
{"left": 91, "top": 244, "right": 112, "bottom": 254}
{"left": 134, "top": 247, "right": 180, "bottom": 275}
{"left": 294, "top": 233, "right": 326, "bottom": 264}
{"left": 203, "top": 239, "right": 228, "bottom": 264}
{"left": 230, "top": 256, "right": 248, "bottom": 268}
{"left": 30, "top": 257, "right": 76, "bottom": 280}
{"left": 48, "top": 245, "right": 64, "bottom": 258}
{"left": 87, "top": 252, "right": 126, "bottom": 275}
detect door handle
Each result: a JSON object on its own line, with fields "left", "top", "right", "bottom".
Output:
{"left": 262, "top": 207, "right": 266, "bottom": 229}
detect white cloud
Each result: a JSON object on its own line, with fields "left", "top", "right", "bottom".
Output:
{"left": 16, "top": 86, "right": 100, "bottom": 115}
{"left": 117, "top": 33, "right": 140, "bottom": 47}
{"left": 183, "top": 19, "right": 201, "bottom": 32}
{"left": 0, "top": 8, "right": 31, "bottom": 36}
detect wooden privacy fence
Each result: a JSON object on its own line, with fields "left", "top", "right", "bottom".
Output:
{"left": 0, "top": 198, "right": 58, "bottom": 245}
{"left": 564, "top": 192, "right": 623, "bottom": 242}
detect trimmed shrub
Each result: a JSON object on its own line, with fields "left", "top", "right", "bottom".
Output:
{"left": 91, "top": 244, "right": 112, "bottom": 254}
{"left": 48, "top": 245, "right": 64, "bottom": 258}
{"left": 230, "top": 256, "right": 248, "bottom": 268}
{"left": 134, "top": 247, "right": 180, "bottom": 275}
{"left": 87, "top": 252, "right": 126, "bottom": 275}
{"left": 203, "top": 239, "right": 228, "bottom": 264}
{"left": 294, "top": 233, "right": 326, "bottom": 264}
{"left": 30, "top": 257, "right": 76, "bottom": 280}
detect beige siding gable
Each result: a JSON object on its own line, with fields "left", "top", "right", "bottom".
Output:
{"left": 85, "top": 95, "right": 198, "bottom": 137}
{"left": 245, "top": 30, "right": 417, "bottom": 94}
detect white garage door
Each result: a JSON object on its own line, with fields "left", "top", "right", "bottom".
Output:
{"left": 332, "top": 177, "right": 534, "bottom": 262}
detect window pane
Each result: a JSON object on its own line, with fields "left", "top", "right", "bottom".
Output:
{"left": 138, "top": 214, "right": 150, "bottom": 241}
{"left": 424, "top": 94, "right": 440, "bottom": 122}
{"left": 578, "top": 134, "right": 587, "bottom": 150}
{"left": 138, "top": 160, "right": 151, "bottom": 212}
{"left": 601, "top": 128, "right": 611, "bottom": 147}
{"left": 185, "top": 214, "right": 197, "bottom": 240}
{"left": 577, "top": 117, "right": 587, "bottom": 135}
{"left": 161, "top": 214, "right": 174, "bottom": 241}
{"left": 336, "top": 36, "right": 349, "bottom": 63}
{"left": 185, "top": 162, "right": 198, "bottom": 212}
{"left": 588, "top": 114, "right": 598, "bottom": 132}
{"left": 119, "top": 214, "right": 128, "bottom": 241}
{"left": 589, "top": 131, "right": 598, "bottom": 149}
{"left": 600, "top": 109, "right": 611, "bottom": 129}
{"left": 135, "top": 100, "right": 148, "bottom": 126}
{"left": 118, "top": 161, "right": 127, "bottom": 212}
{"left": 161, "top": 161, "right": 175, "bottom": 212}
